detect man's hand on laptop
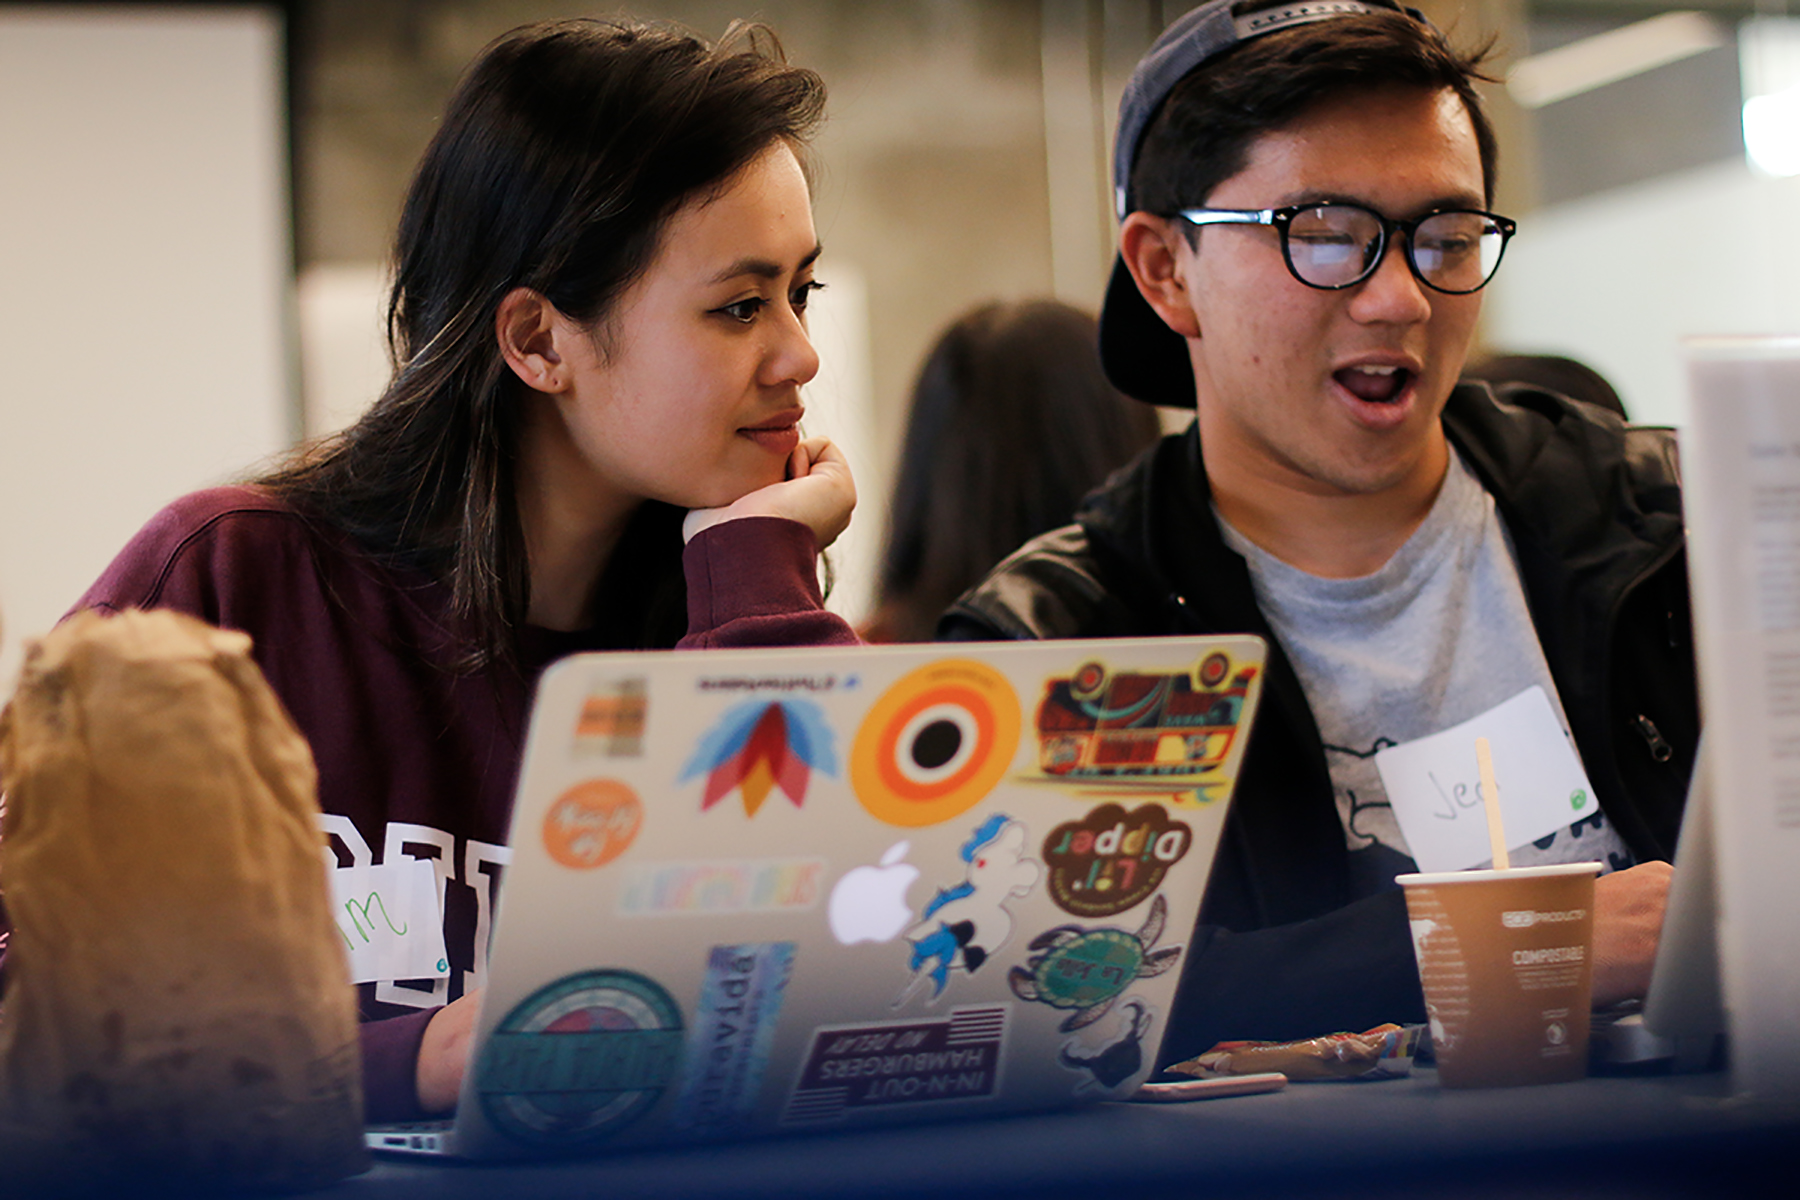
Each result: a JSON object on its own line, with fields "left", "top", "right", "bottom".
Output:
{"left": 1591, "top": 861, "right": 1674, "bottom": 1008}
{"left": 418, "top": 990, "right": 481, "bottom": 1114}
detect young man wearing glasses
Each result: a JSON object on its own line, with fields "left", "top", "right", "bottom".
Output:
{"left": 945, "top": 0, "right": 1694, "bottom": 1061}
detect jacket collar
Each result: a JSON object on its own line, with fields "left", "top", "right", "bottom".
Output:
{"left": 1078, "top": 382, "right": 1685, "bottom": 615}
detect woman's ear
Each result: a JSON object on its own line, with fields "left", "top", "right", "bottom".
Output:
{"left": 1119, "top": 213, "right": 1201, "bottom": 339}
{"left": 495, "top": 287, "right": 567, "bottom": 393}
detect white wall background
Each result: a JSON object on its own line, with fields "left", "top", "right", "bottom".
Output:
{"left": 1486, "top": 158, "right": 1800, "bottom": 429}
{"left": 0, "top": 6, "right": 292, "bottom": 693}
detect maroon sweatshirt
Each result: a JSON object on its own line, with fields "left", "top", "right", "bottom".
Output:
{"left": 0, "top": 485, "right": 854, "bottom": 1120}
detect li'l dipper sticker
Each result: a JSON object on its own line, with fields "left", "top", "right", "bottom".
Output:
{"left": 673, "top": 942, "right": 796, "bottom": 1136}
{"left": 851, "top": 659, "right": 1021, "bottom": 827}
{"left": 1008, "top": 893, "right": 1183, "bottom": 1031}
{"left": 1028, "top": 651, "right": 1260, "bottom": 804}
{"left": 784, "top": 1005, "right": 1008, "bottom": 1124}
{"left": 681, "top": 698, "right": 839, "bottom": 817}
{"left": 1042, "top": 802, "right": 1191, "bottom": 918}
{"left": 476, "top": 969, "right": 683, "bottom": 1148}
{"left": 543, "top": 779, "right": 642, "bottom": 870}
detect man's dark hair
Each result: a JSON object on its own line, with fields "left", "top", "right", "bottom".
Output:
{"left": 1131, "top": 4, "right": 1500, "bottom": 217}
{"left": 261, "top": 19, "right": 825, "bottom": 668}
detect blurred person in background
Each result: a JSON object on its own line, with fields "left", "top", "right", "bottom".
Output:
{"left": 865, "top": 299, "right": 1162, "bottom": 642}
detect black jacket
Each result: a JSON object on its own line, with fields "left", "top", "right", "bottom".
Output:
{"left": 942, "top": 382, "right": 1699, "bottom": 1064}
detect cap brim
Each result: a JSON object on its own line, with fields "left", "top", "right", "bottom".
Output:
{"left": 1098, "top": 254, "right": 1196, "bottom": 408}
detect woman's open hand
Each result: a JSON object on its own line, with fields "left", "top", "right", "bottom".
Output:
{"left": 682, "top": 436, "right": 856, "bottom": 549}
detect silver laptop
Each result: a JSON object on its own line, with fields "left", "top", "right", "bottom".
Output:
{"left": 1594, "top": 737, "right": 1726, "bottom": 1071}
{"left": 369, "top": 635, "right": 1267, "bottom": 1159}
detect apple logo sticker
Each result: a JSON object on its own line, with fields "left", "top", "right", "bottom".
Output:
{"left": 828, "top": 841, "right": 920, "bottom": 945}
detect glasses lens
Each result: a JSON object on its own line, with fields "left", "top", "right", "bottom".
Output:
{"left": 1410, "top": 212, "right": 1506, "bottom": 293}
{"left": 1285, "top": 205, "right": 1383, "bottom": 287}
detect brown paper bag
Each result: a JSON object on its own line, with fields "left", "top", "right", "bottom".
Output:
{"left": 0, "top": 609, "right": 367, "bottom": 1194}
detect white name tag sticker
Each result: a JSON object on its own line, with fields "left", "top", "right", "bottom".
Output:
{"left": 328, "top": 858, "right": 450, "bottom": 985}
{"left": 1375, "top": 685, "right": 1597, "bottom": 873}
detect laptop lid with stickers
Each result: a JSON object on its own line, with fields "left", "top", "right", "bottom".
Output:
{"left": 391, "top": 635, "right": 1265, "bottom": 1160}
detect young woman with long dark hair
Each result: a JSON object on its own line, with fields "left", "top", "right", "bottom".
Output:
{"left": 45, "top": 18, "right": 857, "bottom": 1118}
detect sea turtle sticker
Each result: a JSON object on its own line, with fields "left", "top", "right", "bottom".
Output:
{"left": 476, "top": 969, "right": 684, "bottom": 1148}
{"left": 1007, "top": 893, "right": 1183, "bottom": 1031}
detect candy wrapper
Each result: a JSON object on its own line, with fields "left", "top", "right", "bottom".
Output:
{"left": 0, "top": 609, "right": 368, "bottom": 1194}
{"left": 1168, "top": 1023, "right": 1423, "bottom": 1082}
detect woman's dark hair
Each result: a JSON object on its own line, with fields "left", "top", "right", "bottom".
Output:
{"left": 1132, "top": 4, "right": 1500, "bottom": 217}
{"left": 870, "top": 300, "right": 1164, "bottom": 643}
{"left": 262, "top": 19, "right": 826, "bottom": 666}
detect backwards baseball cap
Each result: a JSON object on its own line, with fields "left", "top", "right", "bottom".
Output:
{"left": 1099, "top": 0, "right": 1426, "bottom": 407}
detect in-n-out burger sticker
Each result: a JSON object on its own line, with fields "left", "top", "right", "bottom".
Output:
{"left": 783, "top": 1006, "right": 1007, "bottom": 1123}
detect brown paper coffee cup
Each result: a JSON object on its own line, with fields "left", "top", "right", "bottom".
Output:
{"left": 1398, "top": 863, "right": 1601, "bottom": 1089}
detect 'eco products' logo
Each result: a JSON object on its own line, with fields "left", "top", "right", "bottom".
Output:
{"left": 1501, "top": 908, "right": 1587, "bottom": 928}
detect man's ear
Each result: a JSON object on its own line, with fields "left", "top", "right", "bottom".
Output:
{"left": 495, "top": 287, "right": 567, "bottom": 393}
{"left": 1119, "top": 213, "right": 1201, "bottom": 339}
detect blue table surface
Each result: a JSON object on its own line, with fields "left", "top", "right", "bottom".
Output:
{"left": 313, "top": 1066, "right": 1800, "bottom": 1200}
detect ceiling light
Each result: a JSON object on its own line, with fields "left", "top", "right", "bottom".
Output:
{"left": 1508, "top": 11, "right": 1726, "bottom": 110}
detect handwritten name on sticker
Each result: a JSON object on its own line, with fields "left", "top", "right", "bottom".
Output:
{"left": 1009, "top": 893, "right": 1183, "bottom": 1032}
{"left": 1043, "top": 803, "right": 1191, "bottom": 918}
{"left": 784, "top": 1006, "right": 1007, "bottom": 1123}
{"left": 476, "top": 969, "right": 684, "bottom": 1149}
{"left": 574, "top": 677, "right": 647, "bottom": 756}
{"left": 674, "top": 943, "right": 796, "bottom": 1135}
{"left": 328, "top": 858, "right": 450, "bottom": 985}
{"left": 543, "top": 779, "right": 643, "bottom": 870}
{"left": 617, "top": 860, "right": 825, "bottom": 916}
{"left": 1373, "top": 685, "right": 1597, "bottom": 873}
{"left": 681, "top": 698, "right": 839, "bottom": 818}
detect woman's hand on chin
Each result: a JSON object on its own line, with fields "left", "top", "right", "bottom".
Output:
{"left": 682, "top": 436, "right": 856, "bottom": 549}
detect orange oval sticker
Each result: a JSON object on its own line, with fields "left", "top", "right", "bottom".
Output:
{"left": 543, "top": 779, "right": 643, "bottom": 869}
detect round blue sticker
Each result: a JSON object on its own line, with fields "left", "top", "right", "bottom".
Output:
{"left": 476, "top": 968, "right": 684, "bottom": 1148}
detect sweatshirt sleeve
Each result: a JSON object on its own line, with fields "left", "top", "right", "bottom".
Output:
{"left": 359, "top": 1007, "right": 438, "bottom": 1123}
{"left": 678, "top": 517, "right": 860, "bottom": 649}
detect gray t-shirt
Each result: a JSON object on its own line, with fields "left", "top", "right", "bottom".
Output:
{"left": 1218, "top": 448, "right": 1633, "bottom": 897}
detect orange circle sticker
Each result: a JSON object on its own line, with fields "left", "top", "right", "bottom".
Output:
{"left": 851, "top": 660, "right": 1021, "bottom": 827}
{"left": 543, "top": 779, "right": 643, "bottom": 869}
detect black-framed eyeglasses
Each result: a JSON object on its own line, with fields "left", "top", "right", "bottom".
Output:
{"left": 1176, "top": 202, "right": 1517, "bottom": 294}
